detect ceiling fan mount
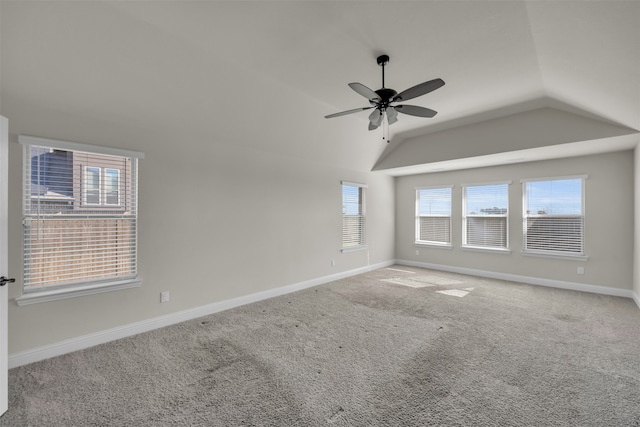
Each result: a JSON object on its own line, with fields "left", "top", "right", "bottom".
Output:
{"left": 325, "top": 54, "right": 445, "bottom": 135}
{"left": 376, "top": 54, "right": 390, "bottom": 67}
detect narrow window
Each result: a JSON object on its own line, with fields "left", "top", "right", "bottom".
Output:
{"left": 416, "top": 186, "right": 452, "bottom": 246}
{"left": 341, "top": 181, "right": 367, "bottom": 251}
{"left": 84, "top": 166, "right": 101, "bottom": 205}
{"left": 104, "top": 168, "right": 120, "bottom": 206}
{"left": 522, "top": 177, "right": 585, "bottom": 256}
{"left": 19, "top": 135, "right": 143, "bottom": 304}
{"left": 462, "top": 182, "right": 509, "bottom": 250}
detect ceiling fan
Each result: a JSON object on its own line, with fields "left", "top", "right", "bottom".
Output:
{"left": 325, "top": 55, "right": 444, "bottom": 133}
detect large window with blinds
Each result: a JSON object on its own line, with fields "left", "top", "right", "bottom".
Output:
{"left": 341, "top": 181, "right": 367, "bottom": 251}
{"left": 19, "top": 136, "right": 143, "bottom": 304}
{"left": 522, "top": 176, "right": 585, "bottom": 257}
{"left": 416, "top": 186, "right": 452, "bottom": 246}
{"left": 462, "top": 182, "right": 509, "bottom": 250}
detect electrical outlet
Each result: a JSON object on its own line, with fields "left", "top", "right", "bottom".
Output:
{"left": 331, "top": 259, "right": 336, "bottom": 267}
{"left": 577, "top": 267, "right": 585, "bottom": 275}
{"left": 160, "top": 291, "right": 170, "bottom": 303}
{"left": 416, "top": 250, "right": 419, "bottom": 256}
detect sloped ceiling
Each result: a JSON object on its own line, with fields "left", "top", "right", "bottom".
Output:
{"left": 1, "top": 1, "right": 638, "bottom": 173}
{"left": 374, "top": 106, "right": 639, "bottom": 175}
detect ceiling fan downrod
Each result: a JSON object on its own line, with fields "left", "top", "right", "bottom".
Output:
{"left": 373, "top": 55, "right": 397, "bottom": 111}
{"left": 377, "top": 54, "right": 389, "bottom": 88}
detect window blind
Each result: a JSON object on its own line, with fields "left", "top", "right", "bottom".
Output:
{"left": 22, "top": 137, "right": 141, "bottom": 290}
{"left": 523, "top": 178, "right": 584, "bottom": 255}
{"left": 342, "top": 182, "right": 366, "bottom": 248}
{"left": 416, "top": 187, "right": 452, "bottom": 244}
{"left": 463, "top": 183, "right": 508, "bottom": 249}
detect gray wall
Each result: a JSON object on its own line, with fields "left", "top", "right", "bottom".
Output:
{"left": 5, "top": 115, "right": 395, "bottom": 354}
{"left": 395, "top": 151, "right": 634, "bottom": 289}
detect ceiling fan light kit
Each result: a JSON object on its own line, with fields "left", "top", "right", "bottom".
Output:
{"left": 325, "top": 55, "right": 444, "bottom": 142}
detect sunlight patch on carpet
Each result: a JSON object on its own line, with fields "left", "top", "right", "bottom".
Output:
{"left": 419, "top": 276, "right": 464, "bottom": 286}
{"left": 381, "top": 275, "right": 464, "bottom": 288}
{"left": 381, "top": 278, "right": 432, "bottom": 288}
{"left": 436, "top": 287, "right": 475, "bottom": 298}
{"left": 385, "top": 268, "right": 415, "bottom": 274}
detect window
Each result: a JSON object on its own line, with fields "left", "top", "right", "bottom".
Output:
{"left": 341, "top": 181, "right": 366, "bottom": 251}
{"left": 462, "top": 182, "right": 509, "bottom": 250}
{"left": 83, "top": 167, "right": 121, "bottom": 206}
{"left": 19, "top": 135, "right": 144, "bottom": 305}
{"left": 84, "top": 166, "right": 101, "bottom": 205}
{"left": 105, "top": 168, "right": 120, "bottom": 206}
{"left": 522, "top": 176, "right": 586, "bottom": 257}
{"left": 416, "top": 186, "right": 452, "bottom": 246}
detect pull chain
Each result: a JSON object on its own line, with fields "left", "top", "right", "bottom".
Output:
{"left": 382, "top": 111, "right": 389, "bottom": 143}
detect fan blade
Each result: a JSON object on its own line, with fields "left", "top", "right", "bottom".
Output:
{"left": 395, "top": 104, "right": 438, "bottom": 118}
{"left": 392, "top": 78, "right": 445, "bottom": 103}
{"left": 349, "top": 83, "right": 381, "bottom": 102}
{"left": 386, "top": 107, "right": 398, "bottom": 125}
{"left": 368, "top": 109, "right": 383, "bottom": 127}
{"left": 325, "top": 106, "right": 374, "bottom": 119}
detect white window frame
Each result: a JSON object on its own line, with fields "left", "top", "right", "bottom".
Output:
{"left": 341, "top": 181, "right": 367, "bottom": 252}
{"left": 462, "top": 181, "right": 511, "bottom": 253}
{"left": 521, "top": 175, "right": 587, "bottom": 260}
{"left": 17, "top": 135, "right": 144, "bottom": 305}
{"left": 415, "top": 186, "right": 453, "bottom": 248}
{"left": 104, "top": 168, "right": 121, "bottom": 206}
{"left": 83, "top": 166, "right": 102, "bottom": 206}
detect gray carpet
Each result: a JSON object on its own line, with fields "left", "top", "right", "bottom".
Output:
{"left": 1, "top": 265, "right": 639, "bottom": 426}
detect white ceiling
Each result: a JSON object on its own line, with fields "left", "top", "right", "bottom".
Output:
{"left": 1, "top": 1, "right": 639, "bottom": 173}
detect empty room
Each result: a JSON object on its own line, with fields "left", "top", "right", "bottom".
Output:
{"left": 0, "top": 1, "right": 639, "bottom": 425}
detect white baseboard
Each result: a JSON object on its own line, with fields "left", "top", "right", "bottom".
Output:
{"left": 8, "top": 260, "right": 395, "bottom": 369}
{"left": 397, "top": 259, "right": 636, "bottom": 300}
{"left": 633, "top": 291, "right": 640, "bottom": 309}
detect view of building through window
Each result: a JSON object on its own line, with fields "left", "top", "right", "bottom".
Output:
{"left": 24, "top": 142, "right": 139, "bottom": 290}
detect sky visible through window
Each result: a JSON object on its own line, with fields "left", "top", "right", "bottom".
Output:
{"left": 525, "top": 179, "right": 582, "bottom": 215}
{"left": 342, "top": 185, "right": 362, "bottom": 215}
{"left": 348, "top": 180, "right": 581, "bottom": 216}
{"left": 423, "top": 181, "right": 581, "bottom": 216}
{"left": 418, "top": 188, "right": 451, "bottom": 215}
{"left": 465, "top": 184, "right": 508, "bottom": 215}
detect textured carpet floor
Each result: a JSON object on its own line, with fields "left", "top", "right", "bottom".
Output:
{"left": 1, "top": 266, "right": 639, "bottom": 426}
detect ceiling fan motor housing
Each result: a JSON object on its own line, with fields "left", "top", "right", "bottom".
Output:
{"left": 372, "top": 88, "right": 398, "bottom": 108}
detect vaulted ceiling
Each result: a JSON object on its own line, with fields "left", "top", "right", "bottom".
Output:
{"left": 1, "top": 1, "right": 638, "bottom": 173}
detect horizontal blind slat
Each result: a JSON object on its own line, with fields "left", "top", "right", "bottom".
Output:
{"left": 524, "top": 216, "right": 583, "bottom": 253}
{"left": 418, "top": 216, "right": 451, "bottom": 243}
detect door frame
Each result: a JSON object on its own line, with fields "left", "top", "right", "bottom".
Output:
{"left": 0, "top": 115, "right": 9, "bottom": 416}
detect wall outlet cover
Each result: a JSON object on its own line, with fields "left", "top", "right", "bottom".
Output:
{"left": 160, "top": 291, "right": 170, "bottom": 303}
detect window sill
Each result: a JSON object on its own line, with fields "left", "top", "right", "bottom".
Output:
{"left": 341, "top": 245, "right": 368, "bottom": 253}
{"left": 415, "top": 242, "right": 453, "bottom": 250}
{"left": 521, "top": 251, "right": 588, "bottom": 262}
{"left": 461, "top": 246, "right": 511, "bottom": 255}
{"left": 15, "top": 278, "right": 142, "bottom": 306}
